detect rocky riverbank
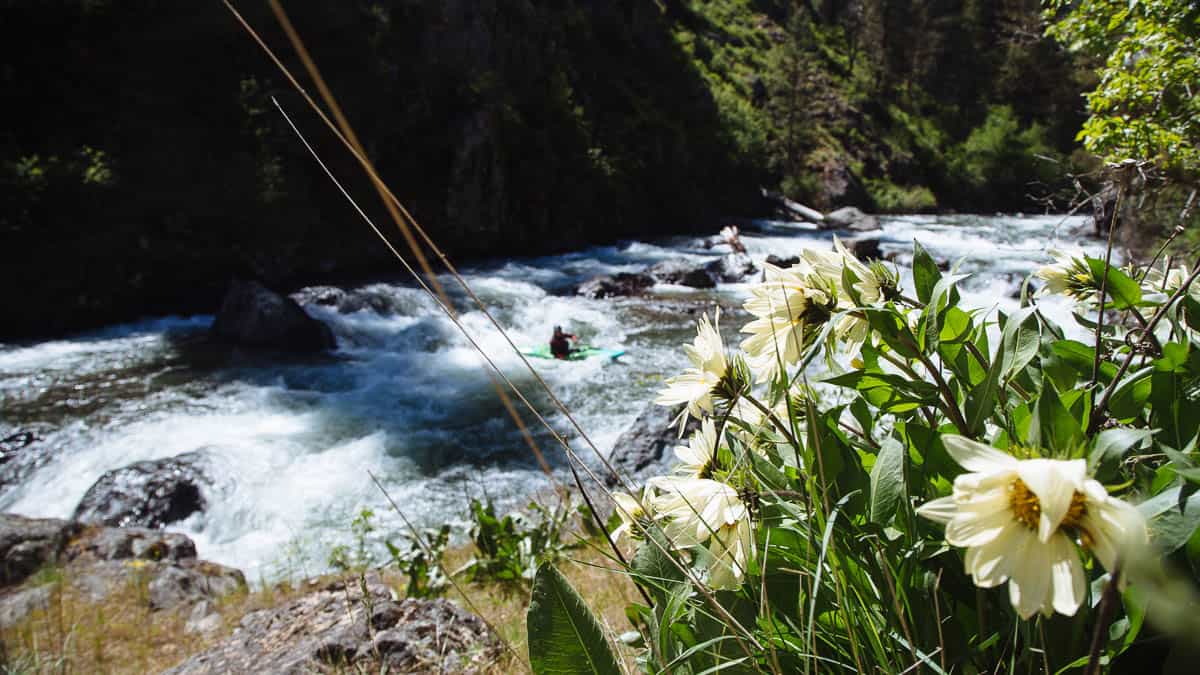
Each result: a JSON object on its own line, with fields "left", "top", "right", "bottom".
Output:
{"left": 0, "top": 513, "right": 503, "bottom": 673}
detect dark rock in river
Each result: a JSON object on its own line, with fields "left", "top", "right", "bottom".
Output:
{"left": 843, "top": 235, "right": 882, "bottom": 261}
{"left": 764, "top": 254, "right": 801, "bottom": 269}
{"left": 823, "top": 206, "right": 880, "bottom": 232}
{"left": 606, "top": 401, "right": 699, "bottom": 487}
{"left": 0, "top": 431, "right": 54, "bottom": 491}
{"left": 164, "top": 573, "right": 500, "bottom": 674}
{"left": 291, "top": 285, "right": 397, "bottom": 315}
{"left": 706, "top": 252, "right": 757, "bottom": 282}
{"left": 72, "top": 452, "right": 210, "bottom": 529}
{"left": 576, "top": 272, "right": 656, "bottom": 299}
{"left": 211, "top": 279, "right": 336, "bottom": 352}
{"left": 647, "top": 260, "right": 716, "bottom": 288}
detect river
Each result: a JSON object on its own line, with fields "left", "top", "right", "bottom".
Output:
{"left": 0, "top": 214, "right": 1099, "bottom": 581}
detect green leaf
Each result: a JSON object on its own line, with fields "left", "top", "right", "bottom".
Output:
{"left": 999, "top": 306, "right": 1039, "bottom": 382}
{"left": 870, "top": 438, "right": 906, "bottom": 525}
{"left": 1033, "top": 381, "right": 1084, "bottom": 455}
{"left": 527, "top": 563, "right": 622, "bottom": 675}
{"left": 1090, "top": 428, "right": 1156, "bottom": 470}
{"left": 1137, "top": 486, "right": 1200, "bottom": 552}
{"left": 1085, "top": 257, "right": 1142, "bottom": 309}
{"left": 912, "top": 240, "right": 941, "bottom": 305}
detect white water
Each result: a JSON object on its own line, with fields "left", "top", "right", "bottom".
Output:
{"left": 0, "top": 214, "right": 1099, "bottom": 580}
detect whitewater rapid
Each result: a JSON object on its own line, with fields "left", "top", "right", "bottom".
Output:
{"left": 0, "top": 214, "right": 1100, "bottom": 580}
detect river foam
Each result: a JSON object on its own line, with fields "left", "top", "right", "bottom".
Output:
{"left": 0, "top": 214, "right": 1101, "bottom": 580}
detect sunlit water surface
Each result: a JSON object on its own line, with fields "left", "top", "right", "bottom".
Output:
{"left": 0, "top": 214, "right": 1099, "bottom": 580}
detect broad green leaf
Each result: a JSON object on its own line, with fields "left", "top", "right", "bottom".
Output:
{"left": 1137, "top": 486, "right": 1200, "bottom": 552}
{"left": 870, "top": 438, "right": 906, "bottom": 524}
{"left": 999, "top": 305, "right": 1039, "bottom": 382}
{"left": 1049, "top": 340, "right": 1117, "bottom": 382}
{"left": 630, "top": 528, "right": 684, "bottom": 606}
{"left": 1085, "top": 257, "right": 1142, "bottom": 309}
{"left": 1090, "top": 428, "right": 1156, "bottom": 470}
{"left": 527, "top": 563, "right": 622, "bottom": 675}
{"left": 912, "top": 240, "right": 941, "bottom": 304}
{"left": 1033, "top": 381, "right": 1084, "bottom": 455}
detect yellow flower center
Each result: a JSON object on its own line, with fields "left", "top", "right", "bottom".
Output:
{"left": 1008, "top": 478, "right": 1088, "bottom": 531}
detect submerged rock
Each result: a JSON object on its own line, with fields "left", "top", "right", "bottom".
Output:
{"left": 212, "top": 279, "right": 336, "bottom": 352}
{"left": 291, "top": 285, "right": 397, "bottom": 315}
{"left": 164, "top": 574, "right": 500, "bottom": 674}
{"left": 606, "top": 401, "right": 699, "bottom": 487}
{"left": 843, "top": 235, "right": 882, "bottom": 261}
{"left": 764, "top": 254, "right": 801, "bottom": 269}
{"left": 0, "top": 431, "right": 55, "bottom": 491}
{"left": 823, "top": 206, "right": 880, "bottom": 232}
{"left": 575, "top": 272, "right": 655, "bottom": 299}
{"left": 72, "top": 452, "right": 210, "bottom": 529}
{"left": 646, "top": 260, "right": 715, "bottom": 288}
{"left": 706, "top": 252, "right": 757, "bottom": 282}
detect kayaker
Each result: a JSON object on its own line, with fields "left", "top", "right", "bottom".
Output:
{"left": 550, "top": 326, "right": 578, "bottom": 359}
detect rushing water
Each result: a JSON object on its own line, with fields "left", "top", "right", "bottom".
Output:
{"left": 0, "top": 214, "right": 1100, "bottom": 580}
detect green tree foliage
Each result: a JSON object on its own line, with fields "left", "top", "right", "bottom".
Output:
{"left": 1046, "top": 0, "right": 1200, "bottom": 174}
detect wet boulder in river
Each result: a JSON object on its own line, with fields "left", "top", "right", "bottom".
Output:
{"left": 764, "top": 254, "right": 800, "bottom": 269}
{"left": 72, "top": 452, "right": 210, "bottom": 529}
{"left": 646, "top": 260, "right": 716, "bottom": 288}
{"left": 575, "top": 272, "right": 655, "bottom": 299}
{"left": 843, "top": 235, "right": 882, "bottom": 261}
{"left": 212, "top": 279, "right": 336, "bottom": 352}
{"left": 606, "top": 401, "right": 699, "bottom": 487}
{"left": 706, "top": 252, "right": 757, "bottom": 282}
{"left": 823, "top": 206, "right": 880, "bottom": 232}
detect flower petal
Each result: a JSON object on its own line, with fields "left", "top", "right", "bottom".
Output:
{"left": 1017, "top": 459, "right": 1085, "bottom": 542}
{"left": 942, "top": 435, "right": 1020, "bottom": 473}
{"left": 1049, "top": 533, "right": 1085, "bottom": 616}
{"left": 1006, "top": 527, "right": 1052, "bottom": 619}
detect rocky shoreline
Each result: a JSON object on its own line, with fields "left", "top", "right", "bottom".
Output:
{"left": 0, "top": 513, "right": 501, "bottom": 673}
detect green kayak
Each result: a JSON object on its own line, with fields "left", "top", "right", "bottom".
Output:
{"left": 520, "top": 344, "right": 626, "bottom": 361}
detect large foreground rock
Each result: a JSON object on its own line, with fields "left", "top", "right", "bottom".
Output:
{"left": 0, "top": 514, "right": 79, "bottom": 586}
{"left": 72, "top": 452, "right": 209, "bottom": 529}
{"left": 212, "top": 279, "right": 336, "bottom": 352}
{"left": 0, "top": 513, "right": 245, "bottom": 626}
{"left": 165, "top": 574, "right": 500, "bottom": 674}
{"left": 606, "top": 402, "right": 699, "bottom": 487}
{"left": 576, "top": 272, "right": 655, "bottom": 299}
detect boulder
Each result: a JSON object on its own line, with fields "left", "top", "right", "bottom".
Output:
{"left": 72, "top": 452, "right": 209, "bottom": 529}
{"left": 65, "top": 525, "right": 197, "bottom": 563}
{"left": 0, "top": 514, "right": 79, "bottom": 587}
{"left": 163, "top": 574, "right": 500, "bottom": 674}
{"left": 843, "top": 235, "right": 882, "bottom": 261}
{"left": 705, "top": 253, "right": 757, "bottom": 282}
{"left": 211, "top": 279, "right": 336, "bottom": 352}
{"left": 646, "top": 260, "right": 715, "bottom": 288}
{"left": 823, "top": 206, "right": 880, "bottom": 232}
{"left": 606, "top": 402, "right": 699, "bottom": 487}
{"left": 0, "top": 431, "right": 55, "bottom": 491}
{"left": 291, "top": 285, "right": 396, "bottom": 315}
{"left": 0, "top": 584, "right": 53, "bottom": 628}
{"left": 576, "top": 272, "right": 655, "bottom": 299}
{"left": 764, "top": 254, "right": 800, "bottom": 269}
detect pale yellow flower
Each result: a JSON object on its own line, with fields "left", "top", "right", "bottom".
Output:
{"left": 1143, "top": 262, "right": 1199, "bottom": 301}
{"left": 673, "top": 417, "right": 721, "bottom": 478}
{"left": 655, "top": 310, "right": 728, "bottom": 431}
{"left": 648, "top": 476, "right": 754, "bottom": 590}
{"left": 917, "top": 436, "right": 1147, "bottom": 619}
{"left": 611, "top": 492, "right": 648, "bottom": 544}
{"left": 1035, "top": 250, "right": 1097, "bottom": 302}
{"left": 740, "top": 262, "right": 835, "bottom": 382}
